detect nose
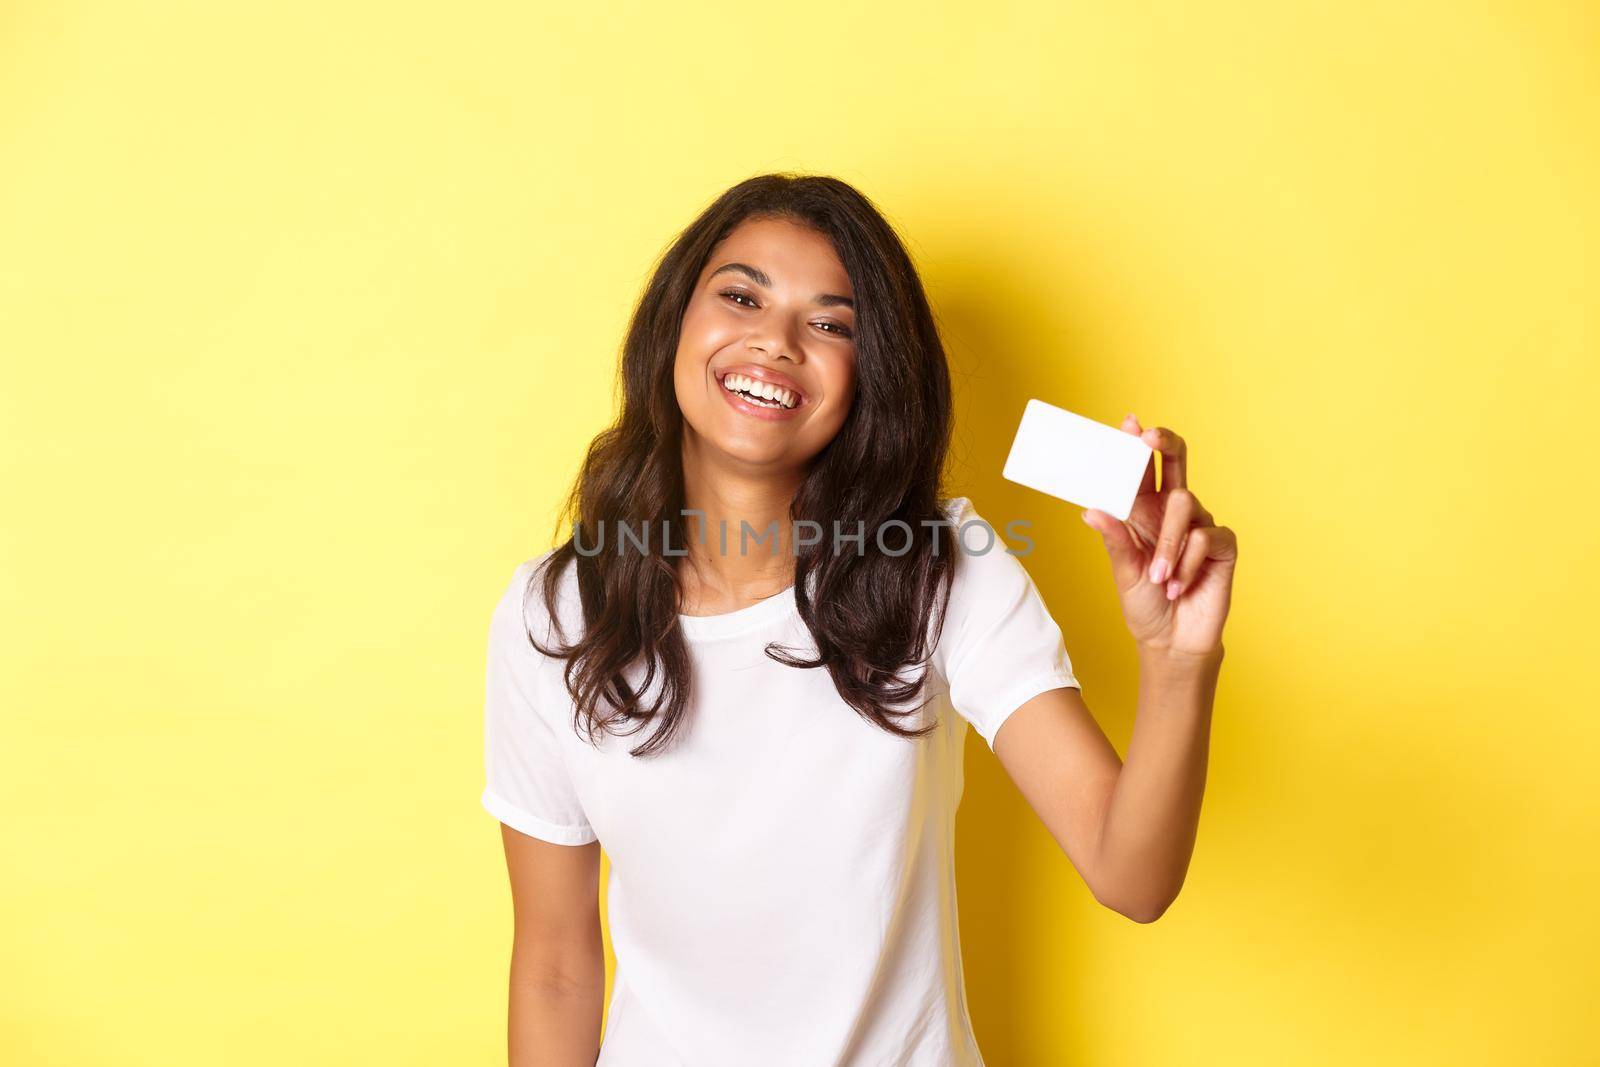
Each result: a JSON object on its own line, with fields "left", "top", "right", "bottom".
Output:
{"left": 746, "top": 313, "right": 804, "bottom": 364}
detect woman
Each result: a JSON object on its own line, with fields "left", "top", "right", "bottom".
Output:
{"left": 480, "top": 173, "right": 1237, "bottom": 1066}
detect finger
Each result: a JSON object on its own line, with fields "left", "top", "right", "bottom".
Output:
{"left": 1132, "top": 490, "right": 1212, "bottom": 559}
{"left": 1147, "top": 487, "right": 1197, "bottom": 586}
{"left": 1140, "top": 426, "right": 1188, "bottom": 492}
{"left": 1153, "top": 482, "right": 1213, "bottom": 526}
{"left": 1166, "top": 525, "right": 1213, "bottom": 600}
{"left": 1207, "top": 524, "right": 1238, "bottom": 563}
{"left": 1124, "top": 413, "right": 1158, "bottom": 496}
{"left": 1138, "top": 485, "right": 1210, "bottom": 534}
{"left": 1081, "top": 507, "right": 1147, "bottom": 591}
{"left": 1169, "top": 524, "right": 1240, "bottom": 599}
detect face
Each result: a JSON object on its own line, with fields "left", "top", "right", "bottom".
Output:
{"left": 673, "top": 216, "right": 858, "bottom": 473}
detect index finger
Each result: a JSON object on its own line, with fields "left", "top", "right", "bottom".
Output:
{"left": 1141, "top": 426, "right": 1188, "bottom": 491}
{"left": 1122, "top": 413, "right": 1157, "bottom": 496}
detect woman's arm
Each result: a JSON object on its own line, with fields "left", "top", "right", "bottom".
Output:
{"left": 1094, "top": 645, "right": 1222, "bottom": 920}
{"left": 499, "top": 825, "right": 605, "bottom": 1065}
{"left": 998, "top": 415, "right": 1235, "bottom": 927}
{"left": 992, "top": 645, "right": 1220, "bottom": 922}
{"left": 992, "top": 415, "right": 1236, "bottom": 922}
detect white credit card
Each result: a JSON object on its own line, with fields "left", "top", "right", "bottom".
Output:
{"left": 1002, "top": 399, "right": 1153, "bottom": 520}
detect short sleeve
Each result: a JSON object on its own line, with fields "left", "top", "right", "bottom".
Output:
{"left": 933, "top": 497, "right": 1082, "bottom": 751}
{"left": 480, "top": 559, "right": 599, "bottom": 846}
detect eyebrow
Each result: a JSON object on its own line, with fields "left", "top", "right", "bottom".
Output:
{"left": 708, "top": 262, "right": 855, "bottom": 310}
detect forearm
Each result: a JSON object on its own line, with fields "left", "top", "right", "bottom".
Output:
{"left": 508, "top": 936, "right": 605, "bottom": 1066}
{"left": 1090, "top": 644, "right": 1223, "bottom": 922}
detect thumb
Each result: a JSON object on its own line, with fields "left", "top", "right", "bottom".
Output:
{"left": 1081, "top": 508, "right": 1146, "bottom": 588}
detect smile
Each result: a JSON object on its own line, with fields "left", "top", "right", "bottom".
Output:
{"left": 721, "top": 372, "right": 799, "bottom": 410}
{"left": 715, "top": 367, "right": 807, "bottom": 422}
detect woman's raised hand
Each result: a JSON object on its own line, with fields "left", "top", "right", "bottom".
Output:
{"left": 1080, "top": 414, "right": 1237, "bottom": 659}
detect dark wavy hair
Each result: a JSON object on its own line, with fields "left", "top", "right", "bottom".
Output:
{"left": 525, "top": 173, "right": 959, "bottom": 757}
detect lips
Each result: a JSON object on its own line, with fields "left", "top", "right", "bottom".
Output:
{"left": 714, "top": 369, "right": 806, "bottom": 422}
{"left": 714, "top": 363, "right": 807, "bottom": 408}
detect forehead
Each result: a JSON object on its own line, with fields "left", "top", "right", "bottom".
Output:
{"left": 704, "top": 218, "right": 853, "bottom": 293}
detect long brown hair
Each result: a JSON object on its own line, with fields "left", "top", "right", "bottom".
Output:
{"left": 526, "top": 173, "right": 958, "bottom": 757}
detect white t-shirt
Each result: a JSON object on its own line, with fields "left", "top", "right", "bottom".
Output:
{"left": 480, "top": 496, "right": 1081, "bottom": 1066}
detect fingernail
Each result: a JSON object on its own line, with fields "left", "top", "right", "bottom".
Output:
{"left": 1149, "top": 558, "right": 1169, "bottom": 583}
{"left": 1081, "top": 510, "right": 1093, "bottom": 526}
{"left": 1166, "top": 579, "right": 1181, "bottom": 600}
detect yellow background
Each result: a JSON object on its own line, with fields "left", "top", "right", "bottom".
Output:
{"left": 4, "top": 2, "right": 1595, "bottom": 1063}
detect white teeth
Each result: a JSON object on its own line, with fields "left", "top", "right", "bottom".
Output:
{"left": 722, "top": 373, "right": 798, "bottom": 410}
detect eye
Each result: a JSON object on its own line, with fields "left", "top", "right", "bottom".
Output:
{"left": 719, "top": 288, "right": 853, "bottom": 339}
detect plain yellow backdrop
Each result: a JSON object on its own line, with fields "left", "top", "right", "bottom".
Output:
{"left": 3, "top": 2, "right": 1595, "bottom": 1063}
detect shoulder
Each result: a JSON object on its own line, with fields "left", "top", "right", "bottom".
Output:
{"left": 494, "top": 548, "right": 583, "bottom": 654}
{"left": 931, "top": 496, "right": 1050, "bottom": 659}
{"left": 936, "top": 495, "right": 1008, "bottom": 547}
{"left": 935, "top": 495, "right": 1030, "bottom": 587}
{"left": 926, "top": 498, "right": 1079, "bottom": 742}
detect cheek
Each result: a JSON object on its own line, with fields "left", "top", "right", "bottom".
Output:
{"left": 827, "top": 355, "right": 858, "bottom": 411}
{"left": 673, "top": 309, "right": 721, "bottom": 386}
{"left": 680, "top": 300, "right": 739, "bottom": 351}
{"left": 671, "top": 336, "right": 705, "bottom": 409}
{"left": 672, "top": 351, "right": 706, "bottom": 418}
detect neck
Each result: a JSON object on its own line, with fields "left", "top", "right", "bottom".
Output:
{"left": 677, "top": 430, "right": 803, "bottom": 612}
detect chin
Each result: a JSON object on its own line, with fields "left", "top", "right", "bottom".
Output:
{"left": 707, "top": 430, "right": 797, "bottom": 469}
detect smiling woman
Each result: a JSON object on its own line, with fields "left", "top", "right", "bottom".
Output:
{"left": 676, "top": 221, "right": 859, "bottom": 446}
{"left": 533, "top": 179, "right": 961, "bottom": 754}
{"left": 480, "top": 172, "right": 1234, "bottom": 1066}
